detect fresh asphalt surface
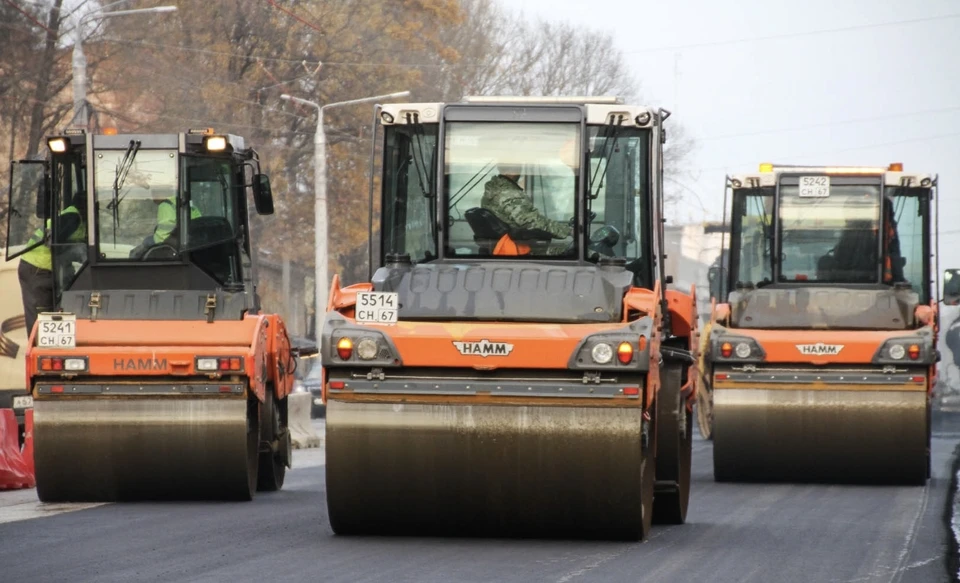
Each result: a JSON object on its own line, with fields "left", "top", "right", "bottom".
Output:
{"left": 2, "top": 411, "right": 960, "bottom": 583}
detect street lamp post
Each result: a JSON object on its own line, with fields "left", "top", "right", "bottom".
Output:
{"left": 72, "top": 3, "right": 178, "bottom": 128}
{"left": 280, "top": 91, "right": 410, "bottom": 343}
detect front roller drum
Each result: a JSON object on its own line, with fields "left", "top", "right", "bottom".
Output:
{"left": 326, "top": 401, "right": 655, "bottom": 540}
{"left": 713, "top": 388, "right": 928, "bottom": 484}
{"left": 33, "top": 396, "right": 259, "bottom": 502}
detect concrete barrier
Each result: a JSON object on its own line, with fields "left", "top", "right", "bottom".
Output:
{"left": 288, "top": 392, "right": 320, "bottom": 449}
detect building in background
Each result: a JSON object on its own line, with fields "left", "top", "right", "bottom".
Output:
{"left": 663, "top": 221, "right": 726, "bottom": 321}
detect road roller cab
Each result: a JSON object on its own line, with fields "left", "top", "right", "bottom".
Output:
{"left": 320, "top": 97, "right": 699, "bottom": 540}
{"left": 4, "top": 128, "right": 297, "bottom": 501}
{"left": 701, "top": 162, "right": 941, "bottom": 484}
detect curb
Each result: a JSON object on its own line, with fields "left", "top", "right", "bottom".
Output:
{"left": 288, "top": 393, "right": 321, "bottom": 449}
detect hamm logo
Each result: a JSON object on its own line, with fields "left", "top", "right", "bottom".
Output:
{"left": 453, "top": 340, "right": 514, "bottom": 357}
{"left": 114, "top": 358, "right": 167, "bottom": 371}
{"left": 796, "top": 343, "right": 844, "bottom": 356}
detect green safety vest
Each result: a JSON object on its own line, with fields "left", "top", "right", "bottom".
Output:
{"left": 154, "top": 197, "right": 201, "bottom": 244}
{"left": 20, "top": 206, "right": 86, "bottom": 271}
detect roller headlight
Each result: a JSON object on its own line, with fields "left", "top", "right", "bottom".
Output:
{"left": 196, "top": 358, "right": 218, "bottom": 371}
{"left": 48, "top": 138, "right": 68, "bottom": 153}
{"left": 64, "top": 358, "right": 87, "bottom": 371}
{"left": 591, "top": 342, "right": 614, "bottom": 364}
{"left": 887, "top": 344, "right": 905, "bottom": 360}
{"left": 205, "top": 135, "right": 227, "bottom": 151}
{"left": 712, "top": 335, "right": 765, "bottom": 362}
{"left": 356, "top": 338, "right": 379, "bottom": 360}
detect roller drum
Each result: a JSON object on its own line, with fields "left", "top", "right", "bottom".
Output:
{"left": 325, "top": 400, "right": 653, "bottom": 540}
{"left": 33, "top": 397, "right": 255, "bottom": 502}
{"left": 713, "top": 388, "right": 928, "bottom": 484}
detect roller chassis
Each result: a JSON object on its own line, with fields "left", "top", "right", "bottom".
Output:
{"left": 318, "top": 97, "right": 699, "bottom": 540}
{"left": 6, "top": 129, "right": 299, "bottom": 501}
{"left": 698, "top": 163, "right": 941, "bottom": 484}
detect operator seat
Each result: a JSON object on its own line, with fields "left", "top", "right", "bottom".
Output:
{"left": 186, "top": 216, "right": 239, "bottom": 285}
{"left": 464, "top": 207, "right": 554, "bottom": 256}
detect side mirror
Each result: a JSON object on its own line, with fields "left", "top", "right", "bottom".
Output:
{"left": 944, "top": 269, "right": 960, "bottom": 306}
{"left": 589, "top": 225, "right": 619, "bottom": 246}
{"left": 252, "top": 174, "right": 274, "bottom": 215}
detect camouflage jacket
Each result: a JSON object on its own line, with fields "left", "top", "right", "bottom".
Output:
{"left": 480, "top": 175, "right": 572, "bottom": 239}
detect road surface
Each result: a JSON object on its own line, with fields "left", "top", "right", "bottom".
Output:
{"left": 1, "top": 413, "right": 958, "bottom": 583}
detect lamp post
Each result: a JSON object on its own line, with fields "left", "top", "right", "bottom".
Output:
{"left": 280, "top": 90, "right": 410, "bottom": 343}
{"left": 72, "top": 3, "right": 178, "bottom": 128}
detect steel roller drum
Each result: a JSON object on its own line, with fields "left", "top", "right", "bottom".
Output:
{"left": 712, "top": 387, "right": 928, "bottom": 484}
{"left": 325, "top": 400, "right": 654, "bottom": 540}
{"left": 33, "top": 397, "right": 256, "bottom": 502}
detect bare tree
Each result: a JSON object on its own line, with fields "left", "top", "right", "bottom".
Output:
{"left": 432, "top": 0, "right": 695, "bottom": 207}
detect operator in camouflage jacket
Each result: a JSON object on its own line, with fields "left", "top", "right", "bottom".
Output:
{"left": 480, "top": 167, "right": 572, "bottom": 239}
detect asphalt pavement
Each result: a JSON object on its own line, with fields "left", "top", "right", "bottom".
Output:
{"left": 1, "top": 413, "right": 958, "bottom": 583}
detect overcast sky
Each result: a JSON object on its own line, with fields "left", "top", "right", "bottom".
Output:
{"left": 516, "top": 0, "right": 959, "bottom": 276}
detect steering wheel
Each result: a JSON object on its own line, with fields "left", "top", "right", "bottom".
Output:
{"left": 140, "top": 243, "right": 178, "bottom": 260}
{"left": 560, "top": 224, "right": 621, "bottom": 259}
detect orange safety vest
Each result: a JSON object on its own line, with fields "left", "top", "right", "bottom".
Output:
{"left": 882, "top": 216, "right": 896, "bottom": 283}
{"left": 493, "top": 234, "right": 530, "bottom": 256}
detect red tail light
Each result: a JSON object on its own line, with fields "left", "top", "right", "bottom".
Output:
{"left": 908, "top": 345, "right": 920, "bottom": 360}
{"left": 623, "top": 386, "right": 640, "bottom": 396}
{"left": 720, "top": 342, "right": 732, "bottom": 358}
{"left": 329, "top": 381, "right": 345, "bottom": 390}
{"left": 617, "top": 342, "right": 633, "bottom": 364}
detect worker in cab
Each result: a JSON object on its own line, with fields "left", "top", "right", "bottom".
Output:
{"left": 881, "top": 198, "right": 904, "bottom": 284}
{"left": 18, "top": 192, "right": 87, "bottom": 334}
{"left": 129, "top": 195, "right": 202, "bottom": 259}
{"left": 481, "top": 161, "right": 571, "bottom": 256}
{"left": 818, "top": 195, "right": 905, "bottom": 284}
{"left": 153, "top": 195, "right": 202, "bottom": 246}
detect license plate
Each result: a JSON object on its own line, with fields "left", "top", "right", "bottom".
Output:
{"left": 37, "top": 312, "right": 76, "bottom": 349}
{"left": 798, "top": 175, "right": 830, "bottom": 198}
{"left": 355, "top": 292, "right": 398, "bottom": 324}
{"left": 13, "top": 395, "right": 33, "bottom": 409}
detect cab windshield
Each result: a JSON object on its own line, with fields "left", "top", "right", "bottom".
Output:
{"left": 779, "top": 181, "right": 881, "bottom": 283}
{"left": 379, "top": 119, "right": 651, "bottom": 285}
{"left": 94, "top": 149, "right": 238, "bottom": 264}
{"left": 444, "top": 121, "right": 579, "bottom": 258}
{"left": 95, "top": 148, "right": 177, "bottom": 260}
